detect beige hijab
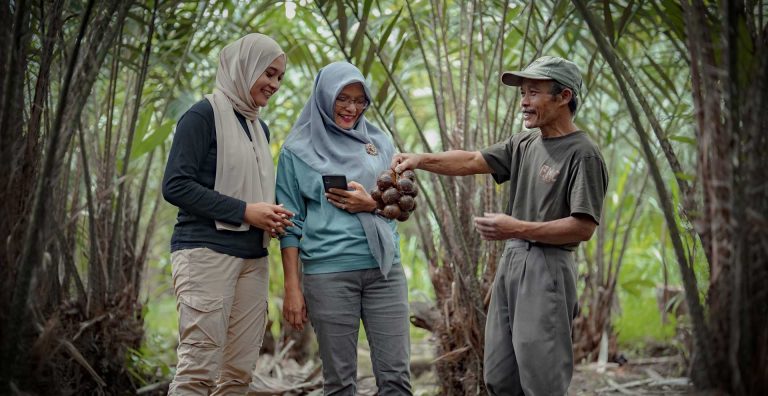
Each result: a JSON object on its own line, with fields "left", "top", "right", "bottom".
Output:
{"left": 205, "top": 33, "right": 284, "bottom": 247}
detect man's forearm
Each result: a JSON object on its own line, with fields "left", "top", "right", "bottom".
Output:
{"left": 418, "top": 150, "right": 492, "bottom": 176}
{"left": 514, "top": 216, "right": 596, "bottom": 245}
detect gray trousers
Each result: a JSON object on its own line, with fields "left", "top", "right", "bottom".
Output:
{"left": 484, "top": 240, "right": 578, "bottom": 396}
{"left": 303, "top": 265, "right": 412, "bottom": 396}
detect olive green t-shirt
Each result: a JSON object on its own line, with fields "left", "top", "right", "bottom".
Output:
{"left": 480, "top": 130, "right": 608, "bottom": 246}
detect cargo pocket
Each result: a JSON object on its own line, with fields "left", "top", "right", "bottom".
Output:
{"left": 178, "top": 294, "right": 226, "bottom": 348}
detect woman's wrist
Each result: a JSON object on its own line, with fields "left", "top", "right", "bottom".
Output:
{"left": 284, "top": 279, "right": 301, "bottom": 291}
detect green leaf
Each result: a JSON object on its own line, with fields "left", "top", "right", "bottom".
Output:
{"left": 335, "top": 0, "right": 348, "bottom": 49}
{"left": 668, "top": 135, "right": 696, "bottom": 145}
{"left": 379, "top": 6, "right": 403, "bottom": 48}
{"left": 621, "top": 277, "right": 655, "bottom": 297}
{"left": 132, "top": 110, "right": 153, "bottom": 146}
{"left": 362, "top": 42, "right": 377, "bottom": 76}
{"left": 349, "top": 0, "right": 373, "bottom": 61}
{"left": 131, "top": 118, "right": 175, "bottom": 161}
{"left": 674, "top": 171, "right": 695, "bottom": 182}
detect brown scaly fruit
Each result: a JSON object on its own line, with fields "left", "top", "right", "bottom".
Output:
{"left": 381, "top": 187, "right": 401, "bottom": 205}
{"left": 396, "top": 210, "right": 411, "bottom": 222}
{"left": 370, "top": 189, "right": 382, "bottom": 203}
{"left": 401, "top": 169, "right": 416, "bottom": 181}
{"left": 398, "top": 195, "right": 415, "bottom": 212}
{"left": 382, "top": 204, "right": 401, "bottom": 219}
{"left": 396, "top": 178, "right": 415, "bottom": 194}
{"left": 403, "top": 183, "right": 418, "bottom": 197}
{"left": 376, "top": 170, "right": 394, "bottom": 191}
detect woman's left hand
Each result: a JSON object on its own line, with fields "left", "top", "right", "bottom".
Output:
{"left": 326, "top": 181, "right": 377, "bottom": 213}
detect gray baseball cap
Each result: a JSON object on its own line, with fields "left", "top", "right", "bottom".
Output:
{"left": 501, "top": 56, "right": 582, "bottom": 97}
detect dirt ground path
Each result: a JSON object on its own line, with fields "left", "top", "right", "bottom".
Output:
{"left": 249, "top": 338, "right": 693, "bottom": 395}
{"left": 569, "top": 357, "right": 692, "bottom": 395}
{"left": 394, "top": 359, "right": 693, "bottom": 395}
{"left": 361, "top": 339, "right": 694, "bottom": 395}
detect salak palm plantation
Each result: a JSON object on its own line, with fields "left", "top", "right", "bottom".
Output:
{"left": 1, "top": 0, "right": 765, "bottom": 394}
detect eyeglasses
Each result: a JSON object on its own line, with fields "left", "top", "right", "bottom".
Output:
{"left": 335, "top": 96, "right": 369, "bottom": 110}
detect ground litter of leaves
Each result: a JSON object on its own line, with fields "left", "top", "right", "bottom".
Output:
{"left": 246, "top": 338, "right": 694, "bottom": 396}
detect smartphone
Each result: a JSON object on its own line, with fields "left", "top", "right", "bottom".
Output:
{"left": 322, "top": 175, "right": 348, "bottom": 193}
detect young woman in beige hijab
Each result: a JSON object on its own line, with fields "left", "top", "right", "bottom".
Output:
{"left": 162, "top": 33, "right": 293, "bottom": 395}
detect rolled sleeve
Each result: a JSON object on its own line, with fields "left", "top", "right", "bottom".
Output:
{"left": 276, "top": 149, "right": 306, "bottom": 248}
{"left": 568, "top": 156, "right": 609, "bottom": 224}
{"left": 481, "top": 139, "right": 514, "bottom": 184}
{"left": 279, "top": 235, "right": 301, "bottom": 249}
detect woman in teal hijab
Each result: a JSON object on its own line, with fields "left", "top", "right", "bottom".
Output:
{"left": 276, "top": 62, "right": 411, "bottom": 395}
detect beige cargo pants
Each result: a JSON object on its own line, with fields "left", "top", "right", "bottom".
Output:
{"left": 168, "top": 247, "right": 269, "bottom": 395}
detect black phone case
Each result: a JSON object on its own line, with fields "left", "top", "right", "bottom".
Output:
{"left": 322, "top": 175, "right": 348, "bottom": 192}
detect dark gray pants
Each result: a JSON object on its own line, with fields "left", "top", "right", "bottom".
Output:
{"left": 484, "top": 240, "right": 578, "bottom": 396}
{"left": 303, "top": 265, "right": 412, "bottom": 396}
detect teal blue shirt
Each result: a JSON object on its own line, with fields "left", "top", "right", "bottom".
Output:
{"left": 276, "top": 149, "right": 401, "bottom": 274}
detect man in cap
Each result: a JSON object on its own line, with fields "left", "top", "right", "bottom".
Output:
{"left": 391, "top": 56, "right": 608, "bottom": 395}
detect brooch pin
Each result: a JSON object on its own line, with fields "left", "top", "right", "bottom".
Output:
{"left": 365, "top": 143, "right": 378, "bottom": 156}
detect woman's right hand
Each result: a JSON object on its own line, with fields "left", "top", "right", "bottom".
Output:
{"left": 283, "top": 285, "right": 308, "bottom": 330}
{"left": 244, "top": 203, "right": 294, "bottom": 237}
